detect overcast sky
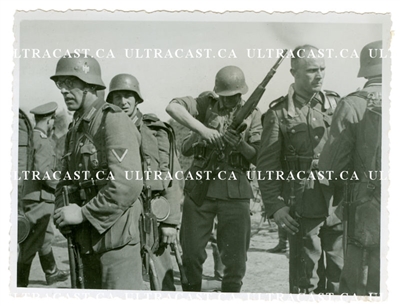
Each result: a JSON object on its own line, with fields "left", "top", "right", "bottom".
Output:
{"left": 16, "top": 12, "right": 388, "bottom": 122}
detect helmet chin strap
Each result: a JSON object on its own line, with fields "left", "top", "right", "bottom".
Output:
{"left": 81, "top": 88, "right": 88, "bottom": 107}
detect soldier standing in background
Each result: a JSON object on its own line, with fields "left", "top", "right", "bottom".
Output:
{"left": 319, "top": 41, "right": 383, "bottom": 295}
{"left": 106, "top": 73, "right": 184, "bottom": 291}
{"left": 52, "top": 54, "right": 144, "bottom": 289}
{"left": 257, "top": 45, "right": 343, "bottom": 294}
{"left": 17, "top": 102, "right": 69, "bottom": 287}
{"left": 166, "top": 66, "right": 262, "bottom": 292}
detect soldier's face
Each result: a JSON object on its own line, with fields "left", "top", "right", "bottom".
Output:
{"left": 291, "top": 55, "right": 325, "bottom": 97}
{"left": 55, "top": 77, "right": 88, "bottom": 111}
{"left": 111, "top": 91, "right": 138, "bottom": 117}
{"left": 219, "top": 93, "right": 242, "bottom": 109}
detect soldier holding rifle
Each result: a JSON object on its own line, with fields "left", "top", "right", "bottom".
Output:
{"left": 257, "top": 45, "right": 343, "bottom": 294}
{"left": 166, "top": 62, "right": 277, "bottom": 292}
{"left": 51, "top": 54, "right": 144, "bottom": 289}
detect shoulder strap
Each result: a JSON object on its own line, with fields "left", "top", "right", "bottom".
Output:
{"left": 143, "top": 117, "right": 177, "bottom": 188}
{"left": 269, "top": 96, "right": 285, "bottom": 109}
{"left": 325, "top": 95, "right": 337, "bottom": 110}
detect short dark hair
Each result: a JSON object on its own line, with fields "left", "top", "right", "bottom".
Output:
{"left": 291, "top": 44, "right": 319, "bottom": 70}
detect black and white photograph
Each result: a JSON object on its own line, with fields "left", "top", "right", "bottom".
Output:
{"left": 3, "top": 3, "right": 396, "bottom": 304}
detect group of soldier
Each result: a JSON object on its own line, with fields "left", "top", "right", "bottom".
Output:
{"left": 17, "top": 39, "right": 382, "bottom": 296}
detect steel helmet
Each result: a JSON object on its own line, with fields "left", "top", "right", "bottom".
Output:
{"left": 106, "top": 74, "right": 143, "bottom": 103}
{"left": 50, "top": 54, "right": 106, "bottom": 90}
{"left": 358, "top": 40, "right": 383, "bottom": 78}
{"left": 213, "top": 66, "right": 248, "bottom": 96}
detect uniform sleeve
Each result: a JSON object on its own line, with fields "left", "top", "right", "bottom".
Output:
{"left": 256, "top": 109, "right": 286, "bottom": 218}
{"left": 34, "top": 137, "right": 59, "bottom": 191}
{"left": 81, "top": 112, "right": 143, "bottom": 234}
{"left": 170, "top": 96, "right": 198, "bottom": 117}
{"left": 170, "top": 95, "right": 210, "bottom": 121}
{"left": 319, "top": 98, "right": 357, "bottom": 177}
{"left": 181, "top": 132, "right": 197, "bottom": 157}
{"left": 245, "top": 108, "right": 263, "bottom": 163}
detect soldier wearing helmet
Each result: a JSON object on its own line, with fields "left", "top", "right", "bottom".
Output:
{"left": 166, "top": 66, "right": 262, "bottom": 292}
{"left": 106, "top": 74, "right": 143, "bottom": 117}
{"left": 107, "top": 73, "right": 184, "bottom": 291}
{"left": 51, "top": 54, "right": 144, "bottom": 289}
{"left": 257, "top": 45, "right": 343, "bottom": 294}
{"left": 319, "top": 40, "right": 383, "bottom": 295}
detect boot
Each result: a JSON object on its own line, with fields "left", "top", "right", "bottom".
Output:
{"left": 17, "top": 261, "right": 32, "bottom": 287}
{"left": 267, "top": 227, "right": 288, "bottom": 253}
{"left": 182, "top": 282, "right": 202, "bottom": 292}
{"left": 39, "top": 250, "right": 69, "bottom": 285}
{"left": 266, "top": 242, "right": 288, "bottom": 253}
{"left": 221, "top": 281, "right": 242, "bottom": 292}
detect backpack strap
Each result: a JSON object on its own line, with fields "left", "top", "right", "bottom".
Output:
{"left": 350, "top": 91, "right": 382, "bottom": 195}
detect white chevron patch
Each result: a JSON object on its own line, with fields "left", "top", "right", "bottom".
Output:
{"left": 111, "top": 148, "right": 128, "bottom": 163}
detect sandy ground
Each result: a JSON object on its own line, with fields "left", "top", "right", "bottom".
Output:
{"left": 24, "top": 209, "right": 289, "bottom": 293}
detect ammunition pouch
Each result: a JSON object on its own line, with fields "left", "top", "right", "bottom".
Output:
{"left": 228, "top": 151, "right": 250, "bottom": 171}
{"left": 192, "top": 142, "right": 210, "bottom": 169}
{"left": 193, "top": 142, "right": 207, "bottom": 160}
{"left": 284, "top": 155, "right": 319, "bottom": 173}
{"left": 70, "top": 179, "right": 108, "bottom": 204}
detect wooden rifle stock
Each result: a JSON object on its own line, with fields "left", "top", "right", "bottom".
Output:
{"left": 230, "top": 49, "right": 288, "bottom": 131}
{"left": 62, "top": 186, "right": 85, "bottom": 288}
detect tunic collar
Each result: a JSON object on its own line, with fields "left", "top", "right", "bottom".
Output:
{"left": 131, "top": 109, "right": 143, "bottom": 129}
{"left": 287, "top": 84, "right": 330, "bottom": 117}
{"left": 73, "top": 99, "right": 105, "bottom": 125}
{"left": 364, "top": 77, "right": 382, "bottom": 88}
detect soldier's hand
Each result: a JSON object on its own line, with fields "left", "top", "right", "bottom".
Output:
{"left": 273, "top": 207, "right": 299, "bottom": 235}
{"left": 200, "top": 126, "right": 224, "bottom": 150}
{"left": 223, "top": 129, "right": 242, "bottom": 149}
{"left": 54, "top": 204, "right": 85, "bottom": 228}
{"left": 159, "top": 224, "right": 177, "bottom": 245}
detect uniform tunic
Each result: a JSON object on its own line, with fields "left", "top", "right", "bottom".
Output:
{"left": 55, "top": 99, "right": 144, "bottom": 289}
{"left": 170, "top": 92, "right": 262, "bottom": 292}
{"left": 257, "top": 85, "right": 343, "bottom": 293}
{"left": 319, "top": 79, "right": 382, "bottom": 295}
{"left": 19, "top": 128, "right": 58, "bottom": 266}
